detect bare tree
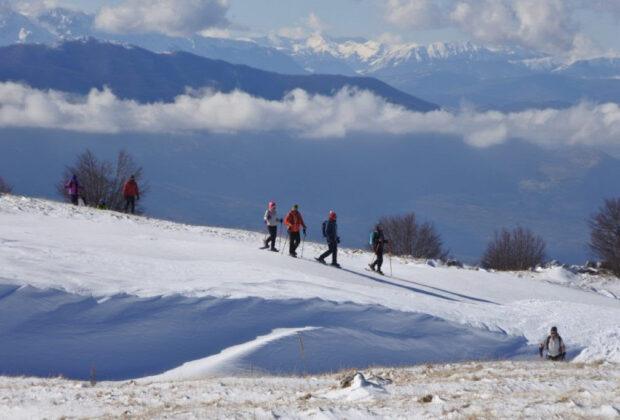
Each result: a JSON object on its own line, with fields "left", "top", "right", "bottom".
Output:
{"left": 588, "top": 198, "right": 620, "bottom": 276}
{"left": 376, "top": 212, "right": 448, "bottom": 259}
{"left": 0, "top": 176, "right": 12, "bottom": 194}
{"left": 57, "top": 150, "right": 148, "bottom": 212}
{"left": 481, "top": 226, "right": 546, "bottom": 271}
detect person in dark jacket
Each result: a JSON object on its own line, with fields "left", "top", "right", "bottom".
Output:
{"left": 539, "top": 326, "right": 566, "bottom": 361}
{"left": 122, "top": 175, "right": 140, "bottom": 214}
{"left": 368, "top": 224, "right": 389, "bottom": 275}
{"left": 64, "top": 174, "right": 83, "bottom": 205}
{"left": 316, "top": 211, "right": 340, "bottom": 268}
{"left": 284, "top": 204, "right": 307, "bottom": 257}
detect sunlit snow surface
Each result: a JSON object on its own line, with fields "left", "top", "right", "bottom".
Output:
{"left": 0, "top": 195, "right": 619, "bottom": 418}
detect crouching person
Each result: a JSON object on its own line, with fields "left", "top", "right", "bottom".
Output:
{"left": 539, "top": 326, "right": 566, "bottom": 361}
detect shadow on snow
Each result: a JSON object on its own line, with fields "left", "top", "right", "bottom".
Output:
{"left": 0, "top": 283, "right": 534, "bottom": 381}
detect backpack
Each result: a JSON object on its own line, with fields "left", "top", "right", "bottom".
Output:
{"left": 369, "top": 231, "right": 377, "bottom": 246}
{"left": 322, "top": 220, "right": 328, "bottom": 238}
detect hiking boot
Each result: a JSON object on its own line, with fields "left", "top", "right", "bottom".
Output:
{"left": 289, "top": 253, "right": 297, "bottom": 258}
{"left": 368, "top": 264, "right": 375, "bottom": 271}
{"left": 270, "top": 248, "right": 279, "bottom": 252}
{"left": 330, "top": 262, "right": 341, "bottom": 268}
{"left": 315, "top": 257, "right": 326, "bottom": 264}
{"left": 377, "top": 269, "right": 384, "bottom": 275}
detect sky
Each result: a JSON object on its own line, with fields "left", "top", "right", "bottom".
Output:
{"left": 2, "top": 0, "right": 619, "bottom": 154}
{"left": 26, "top": 0, "right": 620, "bottom": 55}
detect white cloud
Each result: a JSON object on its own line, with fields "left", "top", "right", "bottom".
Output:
{"left": 383, "top": 0, "right": 610, "bottom": 55}
{"left": 384, "top": 0, "right": 447, "bottom": 29}
{"left": 273, "top": 13, "right": 326, "bottom": 41}
{"left": 94, "top": 0, "right": 229, "bottom": 37}
{"left": 6, "top": 0, "right": 59, "bottom": 17}
{"left": 0, "top": 82, "right": 619, "bottom": 151}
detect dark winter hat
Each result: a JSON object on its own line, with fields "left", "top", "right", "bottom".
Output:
{"left": 293, "top": 204, "right": 298, "bottom": 210}
{"left": 550, "top": 326, "right": 558, "bottom": 333}
{"left": 71, "top": 174, "right": 77, "bottom": 181}
{"left": 130, "top": 174, "right": 135, "bottom": 180}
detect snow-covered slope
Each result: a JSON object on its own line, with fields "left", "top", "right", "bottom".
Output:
{"left": 1, "top": 194, "right": 619, "bottom": 417}
{"left": 1, "top": 194, "right": 619, "bottom": 379}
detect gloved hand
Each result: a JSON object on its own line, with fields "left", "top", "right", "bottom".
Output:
{"left": 337, "top": 237, "right": 340, "bottom": 244}
{"left": 303, "top": 228, "right": 307, "bottom": 235}
{"left": 137, "top": 195, "right": 140, "bottom": 201}
{"left": 267, "top": 215, "right": 271, "bottom": 220}
{"left": 278, "top": 218, "right": 283, "bottom": 223}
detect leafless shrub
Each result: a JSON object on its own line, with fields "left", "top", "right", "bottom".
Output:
{"left": 0, "top": 176, "right": 12, "bottom": 194}
{"left": 57, "top": 150, "right": 148, "bottom": 212}
{"left": 481, "top": 226, "right": 546, "bottom": 271}
{"left": 377, "top": 213, "right": 448, "bottom": 259}
{"left": 588, "top": 198, "right": 620, "bottom": 277}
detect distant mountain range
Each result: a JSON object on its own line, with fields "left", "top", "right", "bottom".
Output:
{"left": 0, "top": 39, "right": 438, "bottom": 111}
{"left": 1, "top": 5, "right": 618, "bottom": 110}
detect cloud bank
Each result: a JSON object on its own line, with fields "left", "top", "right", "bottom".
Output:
{"left": 0, "top": 82, "right": 619, "bottom": 150}
{"left": 94, "top": 0, "right": 229, "bottom": 37}
{"left": 384, "top": 0, "right": 607, "bottom": 55}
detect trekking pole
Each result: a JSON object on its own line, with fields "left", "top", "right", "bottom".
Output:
{"left": 278, "top": 220, "right": 283, "bottom": 250}
{"left": 281, "top": 235, "right": 288, "bottom": 254}
{"left": 389, "top": 243, "right": 393, "bottom": 277}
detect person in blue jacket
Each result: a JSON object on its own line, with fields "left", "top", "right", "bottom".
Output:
{"left": 316, "top": 211, "right": 340, "bottom": 268}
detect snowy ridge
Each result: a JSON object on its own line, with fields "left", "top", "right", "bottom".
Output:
{"left": 1, "top": 194, "right": 619, "bottom": 380}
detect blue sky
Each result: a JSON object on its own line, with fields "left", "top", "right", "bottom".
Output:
{"left": 55, "top": 0, "right": 620, "bottom": 55}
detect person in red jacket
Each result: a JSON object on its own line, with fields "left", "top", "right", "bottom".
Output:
{"left": 122, "top": 175, "right": 140, "bottom": 214}
{"left": 284, "top": 204, "right": 307, "bottom": 257}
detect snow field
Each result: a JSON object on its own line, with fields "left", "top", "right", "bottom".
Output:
{"left": 1, "top": 194, "right": 620, "bottom": 418}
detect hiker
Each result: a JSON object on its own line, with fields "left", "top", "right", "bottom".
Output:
{"left": 64, "top": 174, "right": 83, "bottom": 205}
{"left": 368, "top": 224, "right": 389, "bottom": 274}
{"left": 96, "top": 198, "right": 108, "bottom": 210}
{"left": 122, "top": 175, "right": 140, "bottom": 214}
{"left": 284, "top": 204, "right": 307, "bottom": 257}
{"left": 539, "top": 326, "right": 566, "bottom": 361}
{"left": 316, "top": 211, "right": 340, "bottom": 267}
{"left": 262, "top": 201, "right": 282, "bottom": 251}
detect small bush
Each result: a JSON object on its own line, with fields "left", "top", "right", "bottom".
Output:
{"left": 481, "top": 226, "right": 546, "bottom": 271}
{"left": 377, "top": 213, "right": 448, "bottom": 259}
{"left": 588, "top": 198, "right": 620, "bottom": 276}
{"left": 0, "top": 176, "right": 12, "bottom": 194}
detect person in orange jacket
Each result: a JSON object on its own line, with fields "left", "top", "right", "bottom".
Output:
{"left": 122, "top": 174, "right": 140, "bottom": 214}
{"left": 284, "top": 204, "right": 307, "bottom": 257}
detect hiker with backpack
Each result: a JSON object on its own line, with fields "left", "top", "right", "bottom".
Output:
{"left": 284, "top": 204, "right": 307, "bottom": 257}
{"left": 64, "top": 174, "right": 84, "bottom": 205}
{"left": 316, "top": 211, "right": 340, "bottom": 268}
{"left": 368, "top": 224, "right": 389, "bottom": 275}
{"left": 122, "top": 175, "right": 140, "bottom": 214}
{"left": 262, "top": 201, "right": 283, "bottom": 252}
{"left": 539, "top": 326, "right": 566, "bottom": 361}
